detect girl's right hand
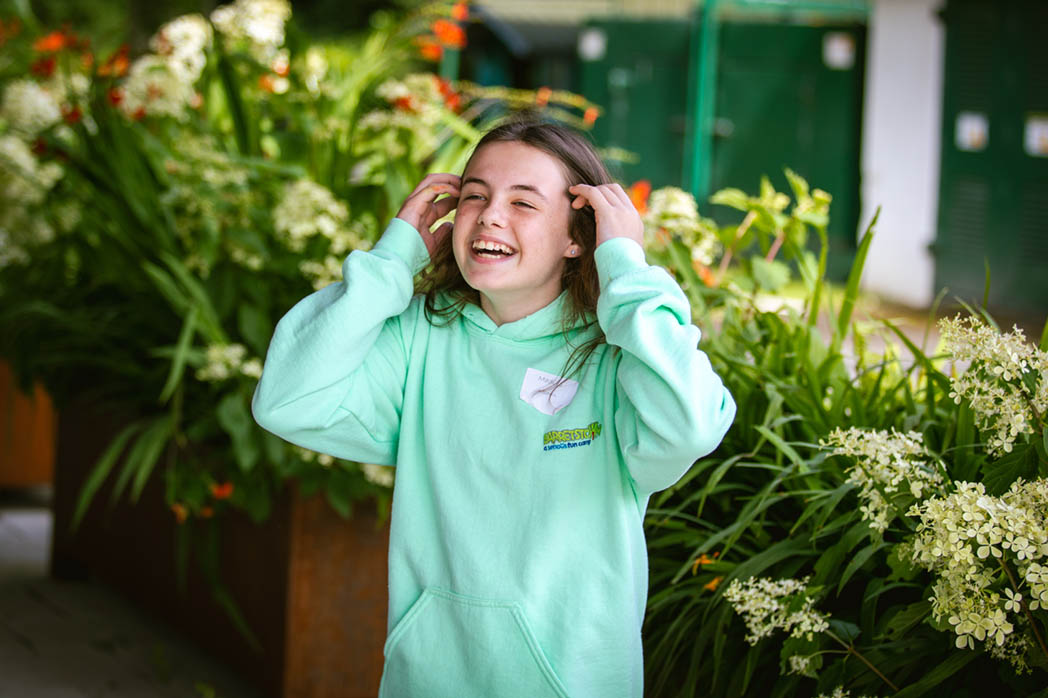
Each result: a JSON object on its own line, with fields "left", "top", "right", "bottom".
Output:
{"left": 396, "top": 173, "right": 461, "bottom": 258}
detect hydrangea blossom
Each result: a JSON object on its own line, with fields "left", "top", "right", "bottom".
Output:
{"left": 299, "top": 255, "right": 343, "bottom": 290}
{"left": 120, "top": 55, "right": 196, "bottom": 120}
{"left": 358, "top": 74, "right": 450, "bottom": 157}
{"left": 0, "top": 80, "right": 61, "bottom": 137}
{"left": 823, "top": 427, "right": 943, "bottom": 532}
{"left": 641, "top": 186, "right": 721, "bottom": 267}
{"left": 908, "top": 478, "right": 1048, "bottom": 668}
{"left": 723, "top": 576, "right": 829, "bottom": 645}
{"left": 211, "top": 0, "right": 291, "bottom": 61}
{"left": 815, "top": 688, "right": 877, "bottom": 698}
{"left": 196, "top": 343, "right": 262, "bottom": 382}
{"left": 0, "top": 134, "right": 63, "bottom": 267}
{"left": 940, "top": 315, "right": 1048, "bottom": 455}
{"left": 361, "top": 463, "right": 394, "bottom": 488}
{"left": 150, "top": 13, "right": 213, "bottom": 82}
{"left": 272, "top": 179, "right": 367, "bottom": 255}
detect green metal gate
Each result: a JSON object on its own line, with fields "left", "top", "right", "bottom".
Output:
{"left": 934, "top": 0, "right": 1048, "bottom": 314}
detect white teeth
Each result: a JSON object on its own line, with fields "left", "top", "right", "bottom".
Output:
{"left": 471, "top": 240, "right": 514, "bottom": 254}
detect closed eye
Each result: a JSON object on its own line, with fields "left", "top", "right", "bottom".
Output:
{"left": 514, "top": 201, "right": 536, "bottom": 209}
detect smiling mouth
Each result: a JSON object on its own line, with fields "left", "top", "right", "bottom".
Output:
{"left": 471, "top": 239, "right": 517, "bottom": 259}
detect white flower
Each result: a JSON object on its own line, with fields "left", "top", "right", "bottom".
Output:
{"left": 723, "top": 576, "right": 829, "bottom": 645}
{"left": 273, "top": 179, "right": 367, "bottom": 255}
{"left": 641, "top": 186, "right": 722, "bottom": 266}
{"left": 211, "top": 0, "right": 291, "bottom": 61}
{"left": 299, "top": 255, "right": 343, "bottom": 290}
{"left": 824, "top": 427, "right": 943, "bottom": 532}
{"left": 361, "top": 463, "right": 394, "bottom": 488}
{"left": 120, "top": 55, "right": 196, "bottom": 120}
{"left": 196, "top": 343, "right": 260, "bottom": 382}
{"left": 151, "top": 14, "right": 213, "bottom": 82}
{"left": 1, "top": 80, "right": 61, "bottom": 137}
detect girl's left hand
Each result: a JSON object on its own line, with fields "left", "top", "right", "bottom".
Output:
{"left": 568, "top": 183, "right": 644, "bottom": 249}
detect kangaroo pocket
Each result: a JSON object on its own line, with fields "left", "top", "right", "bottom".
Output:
{"left": 379, "top": 587, "right": 571, "bottom": 698}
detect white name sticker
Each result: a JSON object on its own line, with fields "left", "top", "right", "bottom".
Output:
{"left": 519, "top": 368, "right": 579, "bottom": 416}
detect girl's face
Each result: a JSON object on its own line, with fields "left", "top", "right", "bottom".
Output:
{"left": 452, "top": 141, "right": 577, "bottom": 321}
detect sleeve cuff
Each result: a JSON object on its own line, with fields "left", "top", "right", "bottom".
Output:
{"left": 594, "top": 237, "right": 648, "bottom": 288}
{"left": 372, "top": 218, "right": 431, "bottom": 275}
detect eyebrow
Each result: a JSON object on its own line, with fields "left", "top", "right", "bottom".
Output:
{"left": 461, "top": 176, "right": 551, "bottom": 201}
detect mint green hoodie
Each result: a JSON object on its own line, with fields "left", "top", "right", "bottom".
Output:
{"left": 252, "top": 218, "right": 735, "bottom": 698}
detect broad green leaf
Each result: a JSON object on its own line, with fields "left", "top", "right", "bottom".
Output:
{"left": 750, "top": 257, "right": 791, "bottom": 292}
{"left": 216, "top": 392, "right": 259, "bottom": 472}
{"left": 827, "top": 618, "right": 861, "bottom": 646}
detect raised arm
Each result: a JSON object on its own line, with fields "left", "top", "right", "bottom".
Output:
{"left": 252, "top": 175, "right": 459, "bottom": 463}
{"left": 570, "top": 182, "right": 736, "bottom": 495}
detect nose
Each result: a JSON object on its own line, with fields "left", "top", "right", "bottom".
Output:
{"left": 477, "top": 199, "right": 507, "bottom": 228}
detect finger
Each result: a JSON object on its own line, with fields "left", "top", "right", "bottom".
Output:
{"left": 571, "top": 183, "right": 615, "bottom": 213}
{"left": 410, "top": 173, "right": 461, "bottom": 197}
{"left": 606, "top": 182, "right": 634, "bottom": 208}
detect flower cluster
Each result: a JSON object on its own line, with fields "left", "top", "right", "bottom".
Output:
{"left": 940, "top": 315, "right": 1048, "bottom": 455}
{"left": 358, "top": 74, "right": 457, "bottom": 158}
{"left": 211, "top": 0, "right": 292, "bottom": 62}
{"left": 1, "top": 79, "right": 61, "bottom": 137}
{"left": 196, "top": 343, "right": 263, "bottom": 382}
{"left": 361, "top": 463, "right": 395, "bottom": 488}
{"left": 272, "top": 178, "right": 369, "bottom": 256}
{"left": 641, "top": 186, "right": 721, "bottom": 269}
{"left": 120, "top": 54, "right": 197, "bottom": 121}
{"left": 823, "top": 427, "right": 943, "bottom": 532}
{"left": 149, "top": 13, "right": 212, "bottom": 83}
{"left": 0, "top": 134, "right": 64, "bottom": 267}
{"left": 723, "top": 576, "right": 829, "bottom": 645}
{"left": 908, "top": 478, "right": 1048, "bottom": 668}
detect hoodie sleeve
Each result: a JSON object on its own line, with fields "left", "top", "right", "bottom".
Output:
{"left": 594, "top": 237, "right": 736, "bottom": 495}
{"left": 251, "top": 218, "right": 429, "bottom": 465}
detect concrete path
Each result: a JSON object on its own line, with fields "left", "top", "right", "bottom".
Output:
{"left": 0, "top": 487, "right": 259, "bottom": 698}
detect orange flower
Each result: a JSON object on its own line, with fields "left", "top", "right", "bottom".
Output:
{"left": 81, "top": 52, "right": 94, "bottom": 70}
{"left": 693, "top": 260, "right": 716, "bottom": 287}
{"left": 132, "top": 107, "right": 146, "bottom": 120}
{"left": 583, "top": 106, "right": 599, "bottom": 126}
{"left": 171, "top": 503, "right": 188, "bottom": 524}
{"left": 703, "top": 576, "right": 723, "bottom": 592}
{"left": 210, "top": 481, "right": 234, "bottom": 500}
{"left": 98, "top": 45, "right": 129, "bottom": 78}
{"left": 451, "top": 2, "right": 469, "bottom": 21}
{"left": 34, "top": 29, "right": 72, "bottom": 53}
{"left": 258, "top": 74, "right": 276, "bottom": 92}
{"left": 199, "top": 506, "right": 214, "bottom": 519}
{"left": 627, "top": 180, "right": 651, "bottom": 215}
{"left": 435, "top": 77, "right": 461, "bottom": 111}
{"left": 432, "top": 19, "right": 465, "bottom": 49}
{"left": 107, "top": 87, "right": 123, "bottom": 106}
{"left": 393, "top": 95, "right": 416, "bottom": 112}
{"left": 416, "top": 36, "right": 443, "bottom": 62}
{"left": 535, "top": 86, "right": 552, "bottom": 107}
{"left": 62, "top": 105, "right": 82, "bottom": 124}
{"left": 30, "top": 56, "right": 56, "bottom": 77}
{"left": 690, "top": 550, "right": 720, "bottom": 574}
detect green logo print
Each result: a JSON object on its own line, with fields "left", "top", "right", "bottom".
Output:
{"left": 542, "top": 421, "right": 602, "bottom": 451}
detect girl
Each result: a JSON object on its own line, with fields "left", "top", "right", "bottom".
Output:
{"left": 252, "top": 120, "right": 736, "bottom": 698}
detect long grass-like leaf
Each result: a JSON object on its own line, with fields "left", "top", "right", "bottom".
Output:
{"left": 832, "top": 207, "right": 878, "bottom": 354}
{"left": 71, "top": 421, "right": 146, "bottom": 531}
{"left": 159, "top": 306, "right": 198, "bottom": 403}
{"left": 108, "top": 415, "right": 173, "bottom": 505}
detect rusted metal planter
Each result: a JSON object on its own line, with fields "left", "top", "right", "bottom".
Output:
{"left": 49, "top": 403, "right": 389, "bottom": 698}
{"left": 0, "top": 359, "right": 55, "bottom": 487}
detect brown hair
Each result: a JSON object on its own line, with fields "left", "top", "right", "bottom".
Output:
{"left": 415, "top": 118, "right": 614, "bottom": 378}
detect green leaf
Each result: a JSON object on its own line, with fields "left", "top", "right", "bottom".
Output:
{"left": 324, "top": 467, "right": 354, "bottom": 519}
{"left": 838, "top": 542, "right": 882, "bottom": 595}
{"left": 159, "top": 306, "right": 198, "bottom": 403}
{"left": 216, "top": 392, "right": 259, "bottom": 472}
{"left": 982, "top": 445, "right": 1038, "bottom": 496}
{"left": 880, "top": 600, "right": 931, "bottom": 640}
{"left": 750, "top": 257, "right": 791, "bottom": 292}
{"left": 892, "top": 649, "right": 979, "bottom": 698}
{"left": 832, "top": 209, "right": 877, "bottom": 353}
{"left": 827, "top": 618, "right": 860, "bottom": 645}
{"left": 126, "top": 416, "right": 174, "bottom": 503}
{"left": 237, "top": 303, "right": 272, "bottom": 358}
{"left": 71, "top": 421, "right": 144, "bottom": 530}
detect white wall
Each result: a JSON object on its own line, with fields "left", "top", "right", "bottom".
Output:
{"left": 859, "top": 0, "right": 944, "bottom": 308}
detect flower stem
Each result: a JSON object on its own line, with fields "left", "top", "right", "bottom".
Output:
{"left": 825, "top": 629, "right": 899, "bottom": 692}
{"left": 765, "top": 228, "right": 785, "bottom": 262}
{"left": 997, "top": 557, "right": 1048, "bottom": 663}
{"left": 716, "top": 210, "right": 755, "bottom": 284}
